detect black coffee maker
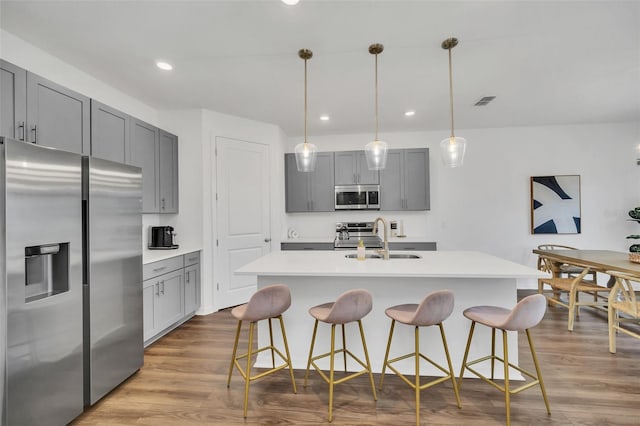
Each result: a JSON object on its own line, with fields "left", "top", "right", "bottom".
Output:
{"left": 149, "top": 226, "right": 178, "bottom": 249}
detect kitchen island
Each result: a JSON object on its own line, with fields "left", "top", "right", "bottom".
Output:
{"left": 236, "top": 250, "right": 544, "bottom": 378}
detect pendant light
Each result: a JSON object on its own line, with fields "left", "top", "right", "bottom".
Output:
{"left": 440, "top": 37, "right": 467, "bottom": 168}
{"left": 364, "top": 43, "right": 388, "bottom": 171}
{"left": 294, "top": 49, "right": 317, "bottom": 172}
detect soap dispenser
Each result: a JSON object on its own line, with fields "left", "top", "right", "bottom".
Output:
{"left": 357, "top": 239, "right": 365, "bottom": 261}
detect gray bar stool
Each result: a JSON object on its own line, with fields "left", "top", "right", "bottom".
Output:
{"left": 458, "top": 294, "right": 550, "bottom": 426}
{"left": 379, "top": 290, "right": 461, "bottom": 426}
{"left": 226, "top": 284, "right": 297, "bottom": 418}
{"left": 304, "top": 288, "right": 377, "bottom": 422}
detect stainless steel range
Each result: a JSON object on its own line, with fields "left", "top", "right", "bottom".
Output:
{"left": 334, "top": 222, "right": 383, "bottom": 249}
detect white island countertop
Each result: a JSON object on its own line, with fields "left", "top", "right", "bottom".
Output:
{"left": 236, "top": 250, "right": 545, "bottom": 279}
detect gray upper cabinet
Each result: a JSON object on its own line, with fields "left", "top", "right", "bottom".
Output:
{"left": 380, "top": 148, "right": 430, "bottom": 211}
{"left": 159, "top": 130, "right": 178, "bottom": 213}
{"left": 129, "top": 118, "right": 159, "bottom": 213}
{"left": 334, "top": 150, "right": 379, "bottom": 185}
{"left": 26, "top": 72, "right": 90, "bottom": 154}
{"left": 285, "top": 152, "right": 334, "bottom": 212}
{"left": 129, "top": 120, "right": 179, "bottom": 214}
{"left": 0, "top": 60, "right": 27, "bottom": 141}
{"left": 90, "top": 100, "right": 129, "bottom": 163}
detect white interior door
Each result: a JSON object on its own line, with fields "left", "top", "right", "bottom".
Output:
{"left": 216, "top": 137, "right": 271, "bottom": 309}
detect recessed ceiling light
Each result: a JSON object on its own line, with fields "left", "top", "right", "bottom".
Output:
{"left": 281, "top": 0, "right": 300, "bottom": 5}
{"left": 156, "top": 61, "right": 173, "bottom": 71}
{"left": 404, "top": 110, "right": 416, "bottom": 117}
{"left": 320, "top": 115, "right": 330, "bottom": 121}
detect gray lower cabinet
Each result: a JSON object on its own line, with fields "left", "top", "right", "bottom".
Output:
{"left": 281, "top": 242, "right": 334, "bottom": 250}
{"left": 159, "top": 130, "right": 179, "bottom": 213}
{"left": 0, "top": 59, "right": 26, "bottom": 141}
{"left": 90, "top": 100, "right": 130, "bottom": 163}
{"left": 388, "top": 242, "right": 437, "bottom": 251}
{"left": 334, "top": 150, "right": 379, "bottom": 185}
{"left": 380, "top": 148, "right": 430, "bottom": 211}
{"left": 143, "top": 251, "right": 200, "bottom": 345}
{"left": 184, "top": 251, "right": 200, "bottom": 315}
{"left": 285, "top": 152, "right": 334, "bottom": 212}
{"left": 26, "top": 72, "right": 90, "bottom": 154}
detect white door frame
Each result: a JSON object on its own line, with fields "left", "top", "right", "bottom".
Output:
{"left": 213, "top": 136, "right": 271, "bottom": 310}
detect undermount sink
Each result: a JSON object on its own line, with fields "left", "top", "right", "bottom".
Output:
{"left": 344, "top": 253, "right": 422, "bottom": 259}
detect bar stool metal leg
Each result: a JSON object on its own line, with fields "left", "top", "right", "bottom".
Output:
{"left": 358, "top": 319, "right": 377, "bottom": 401}
{"left": 243, "top": 322, "right": 255, "bottom": 418}
{"left": 439, "top": 323, "right": 461, "bottom": 408}
{"left": 227, "top": 320, "right": 243, "bottom": 387}
{"left": 378, "top": 319, "right": 396, "bottom": 389}
{"left": 279, "top": 315, "right": 298, "bottom": 394}
{"left": 458, "top": 320, "right": 476, "bottom": 389}
{"left": 502, "top": 329, "right": 510, "bottom": 426}
{"left": 527, "top": 329, "right": 550, "bottom": 414}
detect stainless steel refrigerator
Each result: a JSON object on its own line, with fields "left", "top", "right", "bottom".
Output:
{"left": 0, "top": 137, "right": 143, "bottom": 425}
{"left": 82, "top": 155, "right": 143, "bottom": 406}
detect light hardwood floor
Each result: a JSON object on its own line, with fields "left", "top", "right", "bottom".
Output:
{"left": 72, "top": 292, "right": 640, "bottom": 425}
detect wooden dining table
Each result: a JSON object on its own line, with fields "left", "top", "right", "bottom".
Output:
{"left": 532, "top": 249, "right": 640, "bottom": 286}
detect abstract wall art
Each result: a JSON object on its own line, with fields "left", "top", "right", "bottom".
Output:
{"left": 530, "top": 175, "right": 581, "bottom": 234}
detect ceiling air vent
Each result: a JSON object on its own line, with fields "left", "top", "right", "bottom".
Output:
{"left": 474, "top": 96, "right": 496, "bottom": 106}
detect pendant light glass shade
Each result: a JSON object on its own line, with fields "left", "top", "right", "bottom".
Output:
{"left": 365, "top": 140, "right": 388, "bottom": 170}
{"left": 440, "top": 37, "right": 466, "bottom": 168}
{"left": 365, "top": 43, "right": 388, "bottom": 171}
{"left": 440, "top": 136, "right": 466, "bottom": 168}
{"left": 295, "top": 49, "right": 317, "bottom": 172}
{"left": 294, "top": 141, "right": 318, "bottom": 172}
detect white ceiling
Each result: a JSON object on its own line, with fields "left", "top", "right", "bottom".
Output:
{"left": 1, "top": 0, "right": 638, "bottom": 138}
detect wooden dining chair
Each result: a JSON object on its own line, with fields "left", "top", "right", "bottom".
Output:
{"left": 607, "top": 271, "right": 640, "bottom": 353}
{"left": 536, "top": 244, "right": 597, "bottom": 283}
{"left": 537, "top": 257, "right": 611, "bottom": 331}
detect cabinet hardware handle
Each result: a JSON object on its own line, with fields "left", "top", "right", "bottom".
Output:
{"left": 186, "top": 271, "right": 190, "bottom": 283}
{"left": 17, "top": 122, "right": 25, "bottom": 141}
{"left": 161, "top": 198, "right": 165, "bottom": 210}
{"left": 153, "top": 266, "right": 166, "bottom": 272}
{"left": 155, "top": 282, "right": 160, "bottom": 296}
{"left": 160, "top": 281, "right": 165, "bottom": 295}
{"left": 31, "top": 125, "right": 37, "bottom": 143}
{"left": 353, "top": 173, "right": 357, "bottom": 183}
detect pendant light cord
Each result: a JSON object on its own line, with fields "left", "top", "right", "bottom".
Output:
{"left": 304, "top": 57, "right": 308, "bottom": 144}
{"left": 374, "top": 52, "right": 379, "bottom": 141}
{"left": 448, "top": 46, "right": 455, "bottom": 139}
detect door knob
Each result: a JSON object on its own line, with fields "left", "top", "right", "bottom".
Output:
{"left": 264, "top": 238, "right": 271, "bottom": 243}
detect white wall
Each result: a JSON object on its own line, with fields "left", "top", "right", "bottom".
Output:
{"left": 286, "top": 122, "right": 640, "bottom": 288}
{"left": 0, "top": 29, "right": 157, "bottom": 124}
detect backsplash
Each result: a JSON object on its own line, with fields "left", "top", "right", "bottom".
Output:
{"left": 284, "top": 210, "right": 432, "bottom": 239}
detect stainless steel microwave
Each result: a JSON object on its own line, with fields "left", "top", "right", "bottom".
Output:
{"left": 335, "top": 185, "right": 380, "bottom": 210}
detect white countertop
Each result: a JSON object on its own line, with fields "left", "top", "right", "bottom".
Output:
{"left": 143, "top": 247, "right": 202, "bottom": 264}
{"left": 281, "top": 236, "right": 434, "bottom": 244}
{"left": 236, "top": 250, "right": 545, "bottom": 279}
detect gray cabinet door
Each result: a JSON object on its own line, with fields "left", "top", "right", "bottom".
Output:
{"left": 285, "top": 153, "right": 311, "bottom": 212}
{"left": 26, "top": 72, "right": 90, "bottom": 154}
{"left": 0, "top": 60, "right": 26, "bottom": 141}
{"left": 184, "top": 264, "right": 198, "bottom": 315}
{"left": 334, "top": 151, "right": 379, "bottom": 185}
{"left": 142, "top": 280, "right": 156, "bottom": 342}
{"left": 155, "top": 270, "right": 184, "bottom": 332}
{"left": 159, "top": 130, "right": 178, "bottom": 213}
{"left": 404, "top": 148, "right": 430, "bottom": 211}
{"left": 129, "top": 118, "right": 159, "bottom": 212}
{"left": 308, "top": 152, "right": 335, "bottom": 211}
{"left": 334, "top": 151, "right": 357, "bottom": 185}
{"left": 380, "top": 150, "right": 404, "bottom": 210}
{"left": 90, "top": 100, "right": 129, "bottom": 163}
{"left": 356, "top": 151, "right": 379, "bottom": 184}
